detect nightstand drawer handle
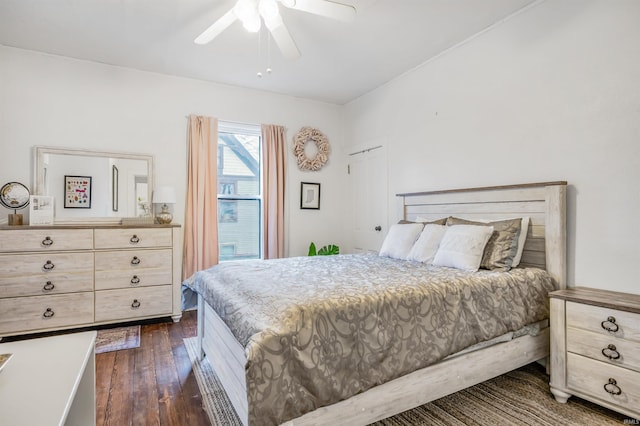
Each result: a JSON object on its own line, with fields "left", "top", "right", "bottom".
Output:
{"left": 43, "top": 281, "right": 55, "bottom": 291}
{"left": 601, "top": 316, "right": 619, "bottom": 332}
{"left": 604, "top": 378, "right": 622, "bottom": 395}
{"left": 601, "top": 344, "right": 621, "bottom": 360}
{"left": 43, "top": 307, "right": 55, "bottom": 318}
{"left": 131, "top": 299, "right": 141, "bottom": 309}
{"left": 131, "top": 256, "right": 141, "bottom": 265}
{"left": 41, "top": 236, "right": 54, "bottom": 246}
{"left": 43, "top": 260, "right": 55, "bottom": 271}
{"left": 130, "top": 235, "right": 140, "bottom": 244}
{"left": 130, "top": 275, "right": 140, "bottom": 286}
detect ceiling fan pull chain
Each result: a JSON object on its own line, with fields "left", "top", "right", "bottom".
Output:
{"left": 257, "top": 26, "right": 263, "bottom": 78}
{"left": 266, "top": 28, "right": 272, "bottom": 74}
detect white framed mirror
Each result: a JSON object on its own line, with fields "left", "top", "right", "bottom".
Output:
{"left": 33, "top": 146, "right": 154, "bottom": 223}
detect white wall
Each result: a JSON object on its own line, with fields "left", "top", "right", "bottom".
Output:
{"left": 0, "top": 46, "right": 346, "bottom": 257}
{"left": 343, "top": 0, "right": 640, "bottom": 294}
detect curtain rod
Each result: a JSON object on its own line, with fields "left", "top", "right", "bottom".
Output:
{"left": 349, "top": 145, "right": 383, "bottom": 156}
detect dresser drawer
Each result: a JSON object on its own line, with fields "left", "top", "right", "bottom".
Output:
{"left": 0, "top": 252, "right": 94, "bottom": 298}
{"left": 95, "top": 286, "right": 172, "bottom": 322}
{"left": 0, "top": 292, "right": 94, "bottom": 334}
{"left": 94, "top": 228, "right": 172, "bottom": 249}
{"left": 567, "top": 352, "right": 640, "bottom": 414}
{"left": 94, "top": 249, "right": 173, "bottom": 290}
{"left": 567, "top": 327, "right": 640, "bottom": 373}
{"left": 0, "top": 229, "right": 93, "bottom": 252}
{"left": 566, "top": 301, "right": 640, "bottom": 342}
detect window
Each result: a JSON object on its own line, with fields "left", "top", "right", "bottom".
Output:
{"left": 217, "top": 122, "right": 262, "bottom": 261}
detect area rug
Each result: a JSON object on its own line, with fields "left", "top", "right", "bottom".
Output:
{"left": 95, "top": 325, "right": 141, "bottom": 354}
{"left": 184, "top": 337, "right": 628, "bottom": 425}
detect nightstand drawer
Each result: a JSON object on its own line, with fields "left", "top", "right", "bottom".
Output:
{"left": 567, "top": 352, "right": 640, "bottom": 414}
{"left": 95, "top": 286, "right": 172, "bottom": 322}
{"left": 0, "top": 292, "right": 94, "bottom": 334}
{"left": 566, "top": 301, "right": 640, "bottom": 342}
{"left": 94, "top": 228, "right": 172, "bottom": 249}
{"left": 567, "top": 327, "right": 640, "bottom": 373}
{"left": 0, "top": 229, "right": 94, "bottom": 252}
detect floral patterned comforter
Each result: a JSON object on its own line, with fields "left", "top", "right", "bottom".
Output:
{"left": 184, "top": 253, "right": 556, "bottom": 425}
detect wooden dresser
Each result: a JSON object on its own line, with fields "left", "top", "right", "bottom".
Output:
{"left": 549, "top": 287, "right": 640, "bottom": 420}
{"left": 0, "top": 224, "right": 182, "bottom": 338}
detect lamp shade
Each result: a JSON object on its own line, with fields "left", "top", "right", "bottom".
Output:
{"left": 152, "top": 186, "right": 176, "bottom": 204}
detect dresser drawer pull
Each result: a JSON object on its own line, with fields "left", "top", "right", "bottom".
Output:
{"left": 604, "top": 378, "right": 622, "bottom": 395}
{"left": 131, "top": 256, "right": 141, "bottom": 265}
{"left": 41, "top": 236, "right": 54, "bottom": 246}
{"left": 130, "top": 235, "right": 140, "bottom": 244}
{"left": 601, "top": 344, "right": 621, "bottom": 360}
{"left": 42, "top": 307, "right": 55, "bottom": 318}
{"left": 43, "top": 281, "right": 55, "bottom": 291}
{"left": 43, "top": 260, "right": 55, "bottom": 271}
{"left": 131, "top": 299, "right": 141, "bottom": 309}
{"left": 601, "top": 316, "right": 619, "bottom": 332}
{"left": 130, "top": 275, "right": 140, "bottom": 286}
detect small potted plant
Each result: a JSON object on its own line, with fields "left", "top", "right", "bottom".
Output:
{"left": 308, "top": 242, "right": 340, "bottom": 256}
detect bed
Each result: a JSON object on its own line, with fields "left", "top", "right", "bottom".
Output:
{"left": 185, "top": 181, "right": 567, "bottom": 425}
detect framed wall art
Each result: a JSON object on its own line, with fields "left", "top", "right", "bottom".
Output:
{"left": 64, "top": 175, "right": 92, "bottom": 209}
{"left": 300, "top": 182, "right": 320, "bottom": 210}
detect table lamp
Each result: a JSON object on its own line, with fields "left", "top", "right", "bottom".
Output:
{"left": 152, "top": 186, "right": 176, "bottom": 224}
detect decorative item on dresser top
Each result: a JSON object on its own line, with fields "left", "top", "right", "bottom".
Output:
{"left": 0, "top": 181, "right": 31, "bottom": 225}
{"left": 549, "top": 287, "right": 640, "bottom": 420}
{"left": 0, "top": 224, "right": 182, "bottom": 339}
{"left": 152, "top": 186, "right": 177, "bottom": 224}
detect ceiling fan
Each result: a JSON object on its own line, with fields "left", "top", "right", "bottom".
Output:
{"left": 194, "top": 0, "right": 356, "bottom": 60}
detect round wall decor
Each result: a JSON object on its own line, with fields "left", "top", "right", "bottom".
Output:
{"left": 293, "top": 127, "right": 330, "bottom": 171}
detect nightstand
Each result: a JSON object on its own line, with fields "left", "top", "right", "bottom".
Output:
{"left": 549, "top": 287, "right": 640, "bottom": 420}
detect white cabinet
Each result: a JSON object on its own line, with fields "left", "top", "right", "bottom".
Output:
{"left": 0, "top": 331, "right": 97, "bottom": 425}
{"left": 0, "top": 224, "right": 182, "bottom": 338}
{"left": 550, "top": 287, "right": 640, "bottom": 420}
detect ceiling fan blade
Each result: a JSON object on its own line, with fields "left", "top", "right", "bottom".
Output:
{"left": 194, "top": 9, "right": 237, "bottom": 45}
{"left": 281, "top": 0, "right": 356, "bottom": 22}
{"left": 263, "top": 14, "right": 301, "bottom": 59}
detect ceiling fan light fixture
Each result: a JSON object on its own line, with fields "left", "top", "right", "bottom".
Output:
{"left": 243, "top": 14, "right": 262, "bottom": 32}
{"left": 259, "top": 0, "right": 280, "bottom": 21}
{"left": 279, "top": 0, "right": 296, "bottom": 8}
{"left": 234, "top": 0, "right": 262, "bottom": 32}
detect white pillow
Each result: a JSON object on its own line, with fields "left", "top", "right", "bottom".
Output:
{"left": 406, "top": 224, "right": 446, "bottom": 263}
{"left": 511, "top": 217, "right": 530, "bottom": 267}
{"left": 379, "top": 223, "right": 424, "bottom": 260}
{"left": 432, "top": 225, "right": 494, "bottom": 271}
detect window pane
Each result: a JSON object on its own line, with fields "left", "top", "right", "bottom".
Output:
{"left": 218, "top": 132, "right": 260, "bottom": 197}
{"left": 218, "top": 199, "right": 261, "bottom": 261}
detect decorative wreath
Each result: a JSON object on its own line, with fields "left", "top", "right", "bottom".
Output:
{"left": 293, "top": 127, "right": 330, "bottom": 171}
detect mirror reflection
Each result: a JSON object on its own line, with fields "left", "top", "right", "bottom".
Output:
{"left": 34, "top": 146, "right": 153, "bottom": 222}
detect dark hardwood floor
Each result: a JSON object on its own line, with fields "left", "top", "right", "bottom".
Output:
{"left": 96, "top": 310, "right": 211, "bottom": 426}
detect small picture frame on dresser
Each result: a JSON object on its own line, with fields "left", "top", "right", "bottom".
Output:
{"left": 29, "top": 195, "right": 54, "bottom": 225}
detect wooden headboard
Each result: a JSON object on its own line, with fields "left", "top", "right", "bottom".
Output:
{"left": 397, "top": 181, "right": 567, "bottom": 289}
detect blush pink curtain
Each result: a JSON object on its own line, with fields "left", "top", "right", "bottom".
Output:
{"left": 183, "top": 115, "right": 219, "bottom": 280}
{"left": 261, "top": 124, "right": 286, "bottom": 259}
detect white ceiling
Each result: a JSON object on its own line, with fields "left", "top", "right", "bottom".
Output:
{"left": 0, "top": 0, "right": 537, "bottom": 105}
